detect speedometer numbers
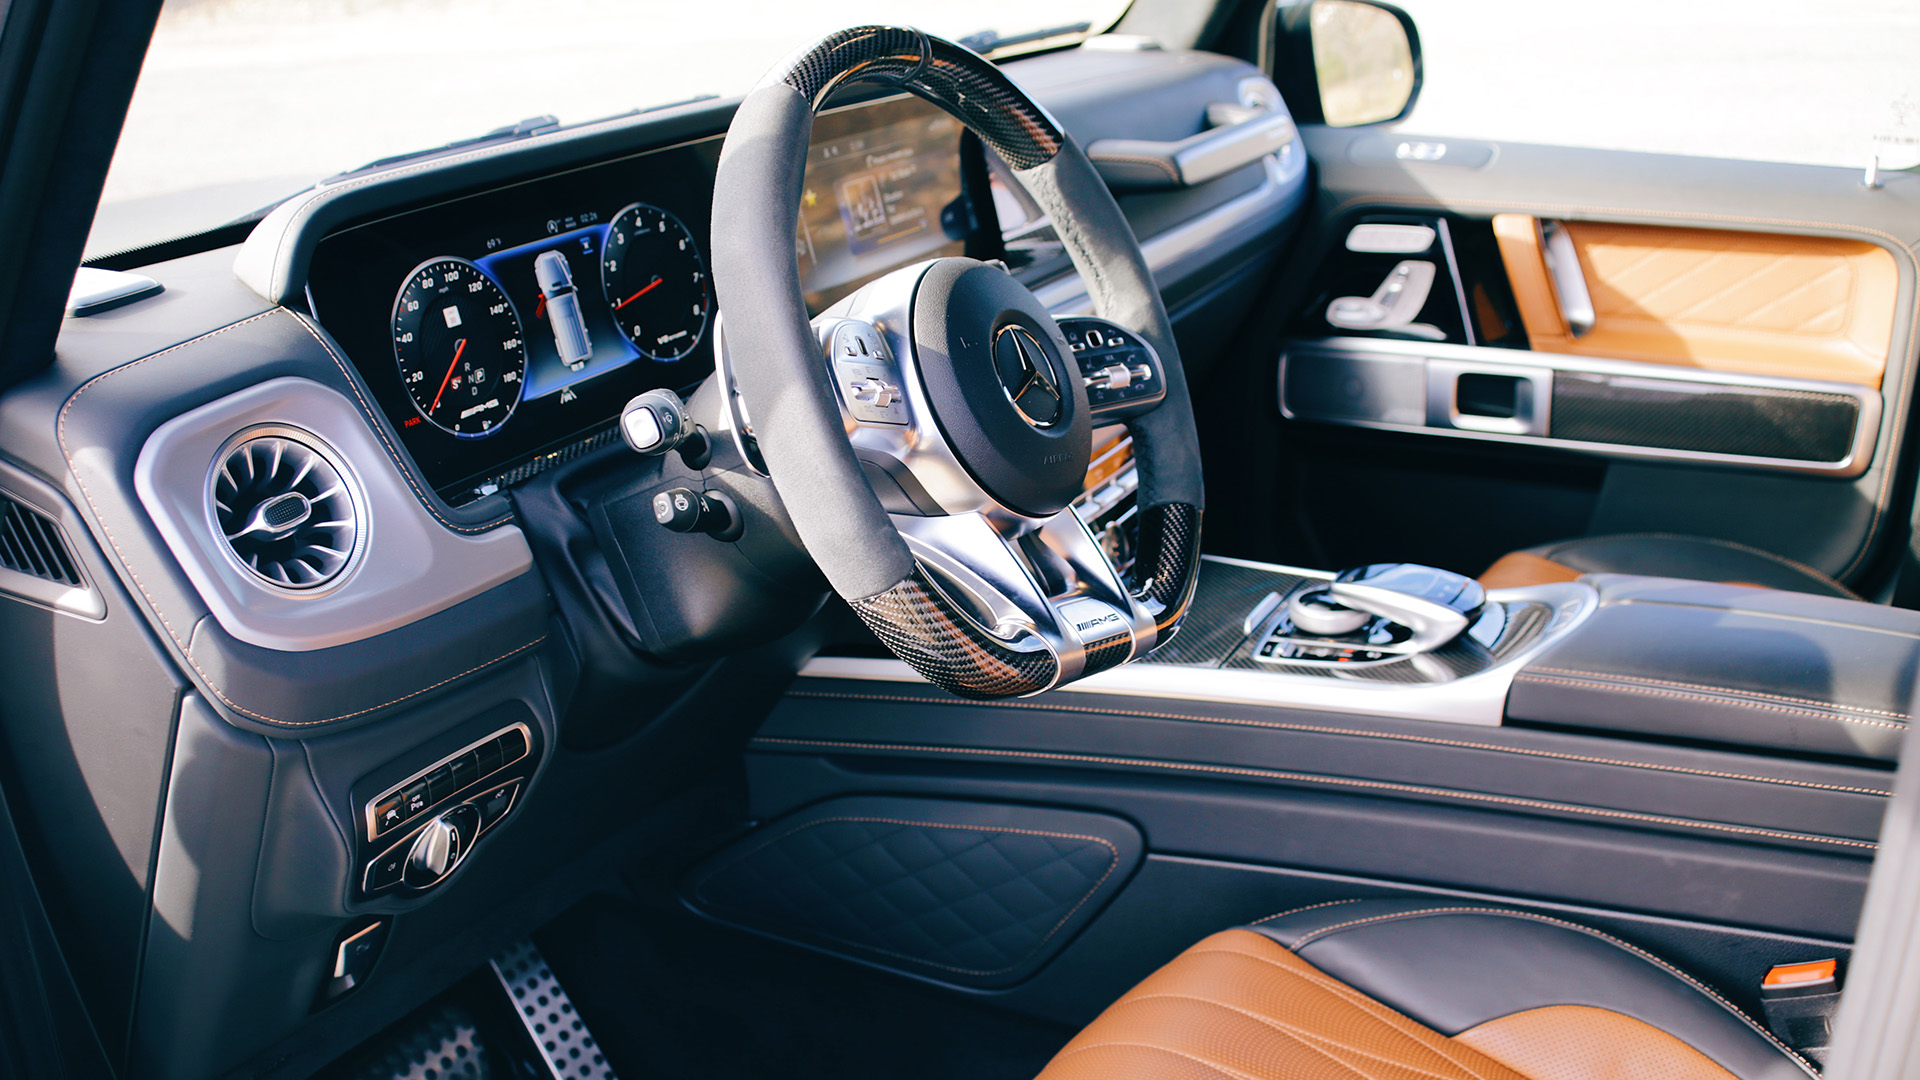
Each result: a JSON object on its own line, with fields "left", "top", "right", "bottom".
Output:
{"left": 392, "top": 258, "right": 526, "bottom": 438}
{"left": 602, "top": 203, "right": 709, "bottom": 361}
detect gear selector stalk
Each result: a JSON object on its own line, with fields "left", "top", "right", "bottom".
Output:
{"left": 1265, "top": 564, "right": 1485, "bottom": 664}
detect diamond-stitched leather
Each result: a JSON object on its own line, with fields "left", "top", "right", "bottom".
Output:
{"left": 690, "top": 815, "right": 1119, "bottom": 978}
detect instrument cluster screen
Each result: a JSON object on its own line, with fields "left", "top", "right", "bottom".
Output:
{"left": 307, "top": 93, "right": 988, "bottom": 504}
{"left": 799, "top": 95, "right": 969, "bottom": 312}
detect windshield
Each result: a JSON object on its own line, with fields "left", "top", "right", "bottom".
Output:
{"left": 91, "top": 0, "right": 1124, "bottom": 259}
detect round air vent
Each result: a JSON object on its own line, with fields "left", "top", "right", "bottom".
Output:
{"left": 209, "top": 428, "right": 362, "bottom": 591}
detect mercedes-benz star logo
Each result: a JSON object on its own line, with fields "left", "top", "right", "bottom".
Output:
{"left": 991, "top": 325, "right": 1064, "bottom": 428}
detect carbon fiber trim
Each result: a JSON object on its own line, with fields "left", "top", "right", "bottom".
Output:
{"left": 1082, "top": 627, "right": 1135, "bottom": 676}
{"left": 776, "top": 26, "right": 1063, "bottom": 169}
{"left": 1132, "top": 502, "right": 1203, "bottom": 640}
{"left": 1552, "top": 372, "right": 1858, "bottom": 462}
{"left": 849, "top": 566, "right": 1060, "bottom": 698}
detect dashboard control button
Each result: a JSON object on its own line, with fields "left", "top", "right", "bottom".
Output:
{"left": 365, "top": 846, "right": 407, "bottom": 893}
{"left": 401, "top": 781, "right": 431, "bottom": 818}
{"left": 371, "top": 796, "right": 407, "bottom": 836}
{"left": 652, "top": 487, "right": 740, "bottom": 539}
{"left": 426, "top": 766, "right": 458, "bottom": 803}
{"left": 497, "top": 728, "right": 529, "bottom": 764}
{"left": 474, "top": 738, "right": 505, "bottom": 777}
{"left": 475, "top": 780, "right": 522, "bottom": 832}
{"left": 448, "top": 751, "right": 480, "bottom": 792}
{"left": 321, "top": 920, "right": 389, "bottom": 1001}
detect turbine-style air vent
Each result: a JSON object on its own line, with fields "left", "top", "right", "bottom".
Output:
{"left": 210, "top": 430, "right": 361, "bottom": 591}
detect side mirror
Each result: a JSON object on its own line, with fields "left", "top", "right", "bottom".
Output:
{"left": 1267, "top": 0, "right": 1422, "bottom": 127}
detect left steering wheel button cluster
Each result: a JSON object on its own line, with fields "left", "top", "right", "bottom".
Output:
{"left": 829, "top": 321, "right": 910, "bottom": 426}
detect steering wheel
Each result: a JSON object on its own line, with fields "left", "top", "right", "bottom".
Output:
{"left": 712, "top": 26, "right": 1204, "bottom": 699}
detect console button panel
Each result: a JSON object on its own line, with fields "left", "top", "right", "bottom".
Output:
{"left": 357, "top": 722, "right": 534, "bottom": 898}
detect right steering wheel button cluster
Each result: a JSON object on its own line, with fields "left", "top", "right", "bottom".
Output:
{"left": 1061, "top": 317, "right": 1166, "bottom": 417}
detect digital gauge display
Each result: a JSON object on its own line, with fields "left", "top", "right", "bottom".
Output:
{"left": 308, "top": 91, "right": 990, "bottom": 503}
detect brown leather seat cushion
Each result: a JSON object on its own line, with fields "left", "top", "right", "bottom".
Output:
{"left": 1478, "top": 534, "right": 1855, "bottom": 599}
{"left": 1035, "top": 929, "right": 1743, "bottom": 1080}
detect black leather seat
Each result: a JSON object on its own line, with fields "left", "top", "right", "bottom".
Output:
{"left": 1480, "top": 533, "right": 1856, "bottom": 599}
{"left": 1034, "top": 899, "right": 1818, "bottom": 1080}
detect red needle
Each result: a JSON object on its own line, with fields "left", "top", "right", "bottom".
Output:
{"left": 429, "top": 337, "right": 467, "bottom": 415}
{"left": 616, "top": 276, "right": 663, "bottom": 309}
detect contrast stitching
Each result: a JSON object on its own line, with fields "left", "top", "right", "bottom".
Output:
{"left": 785, "top": 690, "right": 1892, "bottom": 797}
{"left": 1511, "top": 674, "right": 1909, "bottom": 731}
{"left": 1529, "top": 666, "right": 1910, "bottom": 721}
{"left": 1331, "top": 193, "right": 1919, "bottom": 582}
{"left": 1117, "top": 992, "right": 1498, "bottom": 1080}
{"left": 286, "top": 309, "right": 511, "bottom": 533}
{"left": 1281, "top": 906, "right": 1818, "bottom": 1076}
{"left": 1251, "top": 897, "right": 1371, "bottom": 925}
{"left": 1048, "top": 1040, "right": 1268, "bottom": 1080}
{"left": 1180, "top": 941, "right": 1524, "bottom": 1080}
{"left": 55, "top": 310, "right": 540, "bottom": 726}
{"left": 749, "top": 737, "right": 1878, "bottom": 850}
{"left": 697, "top": 814, "right": 1119, "bottom": 976}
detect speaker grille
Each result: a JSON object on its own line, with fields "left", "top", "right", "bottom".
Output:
{"left": 211, "top": 430, "right": 361, "bottom": 590}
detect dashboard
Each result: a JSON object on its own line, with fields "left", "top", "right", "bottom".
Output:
{"left": 308, "top": 93, "right": 992, "bottom": 503}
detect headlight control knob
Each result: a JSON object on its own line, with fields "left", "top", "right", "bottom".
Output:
{"left": 403, "top": 804, "right": 479, "bottom": 890}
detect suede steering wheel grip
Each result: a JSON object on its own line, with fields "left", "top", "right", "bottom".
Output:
{"left": 712, "top": 26, "right": 1204, "bottom": 699}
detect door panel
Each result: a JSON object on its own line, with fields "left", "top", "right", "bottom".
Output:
{"left": 1217, "top": 126, "right": 1920, "bottom": 583}
{"left": 1491, "top": 216, "right": 1897, "bottom": 387}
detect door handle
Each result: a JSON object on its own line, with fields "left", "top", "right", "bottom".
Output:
{"left": 1086, "top": 107, "right": 1297, "bottom": 192}
{"left": 1540, "top": 220, "right": 1595, "bottom": 337}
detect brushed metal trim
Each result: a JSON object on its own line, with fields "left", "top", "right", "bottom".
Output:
{"left": 1282, "top": 337, "right": 1882, "bottom": 477}
{"left": 135, "top": 377, "right": 533, "bottom": 651}
{"left": 362, "top": 720, "right": 532, "bottom": 842}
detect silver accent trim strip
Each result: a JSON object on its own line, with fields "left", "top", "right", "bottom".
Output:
{"left": 135, "top": 377, "right": 534, "bottom": 651}
{"left": 1540, "top": 220, "right": 1596, "bottom": 336}
{"left": 801, "top": 574, "right": 1600, "bottom": 727}
{"left": 363, "top": 720, "right": 532, "bottom": 842}
{"left": 1282, "top": 337, "right": 1883, "bottom": 477}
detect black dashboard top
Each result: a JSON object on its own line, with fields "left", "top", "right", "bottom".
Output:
{"left": 307, "top": 93, "right": 994, "bottom": 503}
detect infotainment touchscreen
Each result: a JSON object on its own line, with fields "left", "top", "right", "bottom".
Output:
{"left": 799, "top": 95, "right": 969, "bottom": 312}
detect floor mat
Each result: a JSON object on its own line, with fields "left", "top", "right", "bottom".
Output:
{"left": 534, "top": 896, "right": 1073, "bottom": 1080}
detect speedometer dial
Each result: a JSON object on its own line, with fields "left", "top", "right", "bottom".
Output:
{"left": 601, "top": 203, "right": 709, "bottom": 361}
{"left": 391, "top": 258, "right": 526, "bottom": 438}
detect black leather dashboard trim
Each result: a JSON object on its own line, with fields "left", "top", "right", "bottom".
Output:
{"left": 1248, "top": 900, "right": 1816, "bottom": 1080}
{"left": 53, "top": 306, "right": 551, "bottom": 733}
{"left": 1507, "top": 576, "right": 1920, "bottom": 762}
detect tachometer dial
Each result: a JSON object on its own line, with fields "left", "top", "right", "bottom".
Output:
{"left": 601, "top": 203, "right": 709, "bottom": 361}
{"left": 391, "top": 258, "right": 526, "bottom": 438}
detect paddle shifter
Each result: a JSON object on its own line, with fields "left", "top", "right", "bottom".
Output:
{"left": 1252, "top": 564, "right": 1486, "bottom": 664}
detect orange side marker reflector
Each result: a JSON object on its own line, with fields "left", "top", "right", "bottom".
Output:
{"left": 1764, "top": 960, "right": 1838, "bottom": 987}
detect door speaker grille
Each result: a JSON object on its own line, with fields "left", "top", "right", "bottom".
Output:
{"left": 210, "top": 430, "right": 361, "bottom": 590}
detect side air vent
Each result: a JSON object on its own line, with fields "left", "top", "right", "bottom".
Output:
{"left": 0, "top": 494, "right": 83, "bottom": 587}
{"left": 210, "top": 429, "right": 362, "bottom": 591}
